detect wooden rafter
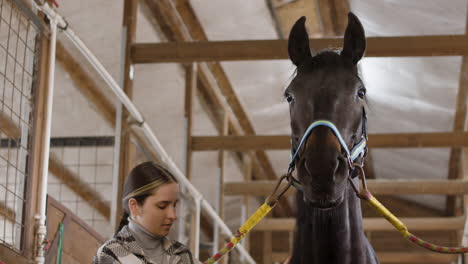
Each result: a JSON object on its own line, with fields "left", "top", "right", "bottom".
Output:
{"left": 191, "top": 132, "right": 468, "bottom": 151}
{"left": 131, "top": 35, "right": 468, "bottom": 63}
{"left": 224, "top": 179, "right": 468, "bottom": 196}
{"left": 141, "top": 0, "right": 293, "bottom": 216}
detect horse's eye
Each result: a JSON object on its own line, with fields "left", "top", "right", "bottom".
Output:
{"left": 286, "top": 94, "right": 295, "bottom": 104}
{"left": 357, "top": 88, "right": 366, "bottom": 99}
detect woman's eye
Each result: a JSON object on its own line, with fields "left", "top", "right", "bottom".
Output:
{"left": 357, "top": 88, "right": 366, "bottom": 99}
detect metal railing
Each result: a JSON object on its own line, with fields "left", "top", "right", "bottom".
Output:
{"left": 33, "top": 2, "right": 255, "bottom": 263}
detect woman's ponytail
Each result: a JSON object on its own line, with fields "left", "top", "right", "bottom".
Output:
{"left": 115, "top": 211, "right": 129, "bottom": 237}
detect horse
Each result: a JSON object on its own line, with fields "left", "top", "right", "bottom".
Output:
{"left": 285, "top": 13, "right": 379, "bottom": 264}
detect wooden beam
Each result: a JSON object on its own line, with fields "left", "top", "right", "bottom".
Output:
{"left": 254, "top": 216, "right": 465, "bottom": 232}
{"left": 271, "top": 251, "right": 457, "bottom": 263}
{"left": 224, "top": 179, "right": 468, "bottom": 196}
{"left": 192, "top": 132, "right": 468, "bottom": 150}
{"left": 131, "top": 35, "right": 468, "bottom": 63}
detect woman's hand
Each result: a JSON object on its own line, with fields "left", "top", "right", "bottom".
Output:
{"left": 282, "top": 256, "right": 291, "bottom": 264}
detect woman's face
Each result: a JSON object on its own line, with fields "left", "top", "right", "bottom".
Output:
{"left": 130, "top": 182, "right": 179, "bottom": 236}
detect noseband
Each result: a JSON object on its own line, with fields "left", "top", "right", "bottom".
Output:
{"left": 288, "top": 109, "right": 368, "bottom": 190}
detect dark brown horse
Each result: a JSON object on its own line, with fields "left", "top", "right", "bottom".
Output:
{"left": 285, "top": 13, "right": 379, "bottom": 264}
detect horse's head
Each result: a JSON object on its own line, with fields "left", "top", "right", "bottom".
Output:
{"left": 286, "top": 13, "right": 367, "bottom": 209}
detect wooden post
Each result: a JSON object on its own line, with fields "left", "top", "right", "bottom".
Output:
{"left": 263, "top": 231, "right": 272, "bottom": 264}
{"left": 217, "top": 111, "right": 229, "bottom": 264}
{"left": 185, "top": 63, "right": 197, "bottom": 179}
{"left": 115, "top": 0, "right": 138, "bottom": 229}
{"left": 23, "top": 33, "right": 50, "bottom": 260}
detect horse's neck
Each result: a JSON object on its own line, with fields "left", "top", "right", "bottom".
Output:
{"left": 292, "top": 182, "right": 376, "bottom": 264}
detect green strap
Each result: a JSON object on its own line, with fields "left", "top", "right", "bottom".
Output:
{"left": 56, "top": 223, "right": 64, "bottom": 264}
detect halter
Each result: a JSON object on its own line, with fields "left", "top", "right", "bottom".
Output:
{"left": 288, "top": 109, "right": 368, "bottom": 189}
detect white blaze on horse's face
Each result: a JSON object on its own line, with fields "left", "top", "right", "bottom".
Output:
{"left": 286, "top": 13, "right": 367, "bottom": 209}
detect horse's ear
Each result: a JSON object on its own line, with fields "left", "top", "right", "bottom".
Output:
{"left": 288, "top": 16, "right": 312, "bottom": 66}
{"left": 341, "top": 12, "right": 366, "bottom": 65}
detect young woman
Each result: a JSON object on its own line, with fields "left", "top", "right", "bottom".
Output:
{"left": 94, "top": 161, "right": 201, "bottom": 264}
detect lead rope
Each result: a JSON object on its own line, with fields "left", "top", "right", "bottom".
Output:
{"left": 204, "top": 174, "right": 293, "bottom": 264}
{"left": 349, "top": 164, "right": 468, "bottom": 254}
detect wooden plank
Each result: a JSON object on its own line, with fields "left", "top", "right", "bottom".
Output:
{"left": 254, "top": 216, "right": 465, "bottom": 232}
{"left": 224, "top": 179, "right": 468, "bottom": 196}
{"left": 271, "top": 251, "right": 457, "bottom": 263}
{"left": 184, "top": 63, "right": 197, "bottom": 180}
{"left": 131, "top": 35, "right": 468, "bottom": 63}
{"left": 192, "top": 132, "right": 468, "bottom": 150}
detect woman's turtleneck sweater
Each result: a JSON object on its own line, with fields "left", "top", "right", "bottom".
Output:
{"left": 128, "top": 217, "right": 166, "bottom": 262}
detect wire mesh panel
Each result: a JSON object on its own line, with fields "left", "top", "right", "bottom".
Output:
{"left": 48, "top": 136, "right": 115, "bottom": 238}
{"left": 0, "top": 0, "right": 41, "bottom": 250}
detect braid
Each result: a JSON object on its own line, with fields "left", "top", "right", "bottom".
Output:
{"left": 115, "top": 211, "right": 129, "bottom": 237}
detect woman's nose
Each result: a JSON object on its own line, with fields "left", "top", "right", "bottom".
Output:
{"left": 168, "top": 206, "right": 177, "bottom": 221}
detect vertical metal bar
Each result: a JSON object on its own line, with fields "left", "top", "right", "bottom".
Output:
{"left": 194, "top": 197, "right": 201, "bottom": 259}
{"left": 35, "top": 17, "right": 57, "bottom": 264}
{"left": 110, "top": 23, "right": 126, "bottom": 236}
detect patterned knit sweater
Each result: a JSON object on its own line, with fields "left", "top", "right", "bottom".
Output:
{"left": 93, "top": 222, "right": 201, "bottom": 264}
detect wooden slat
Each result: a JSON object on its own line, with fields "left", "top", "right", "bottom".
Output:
{"left": 271, "top": 251, "right": 457, "bottom": 263}
{"left": 224, "top": 179, "right": 468, "bottom": 196}
{"left": 131, "top": 35, "right": 468, "bottom": 63}
{"left": 254, "top": 216, "right": 465, "bottom": 232}
{"left": 192, "top": 132, "right": 468, "bottom": 150}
